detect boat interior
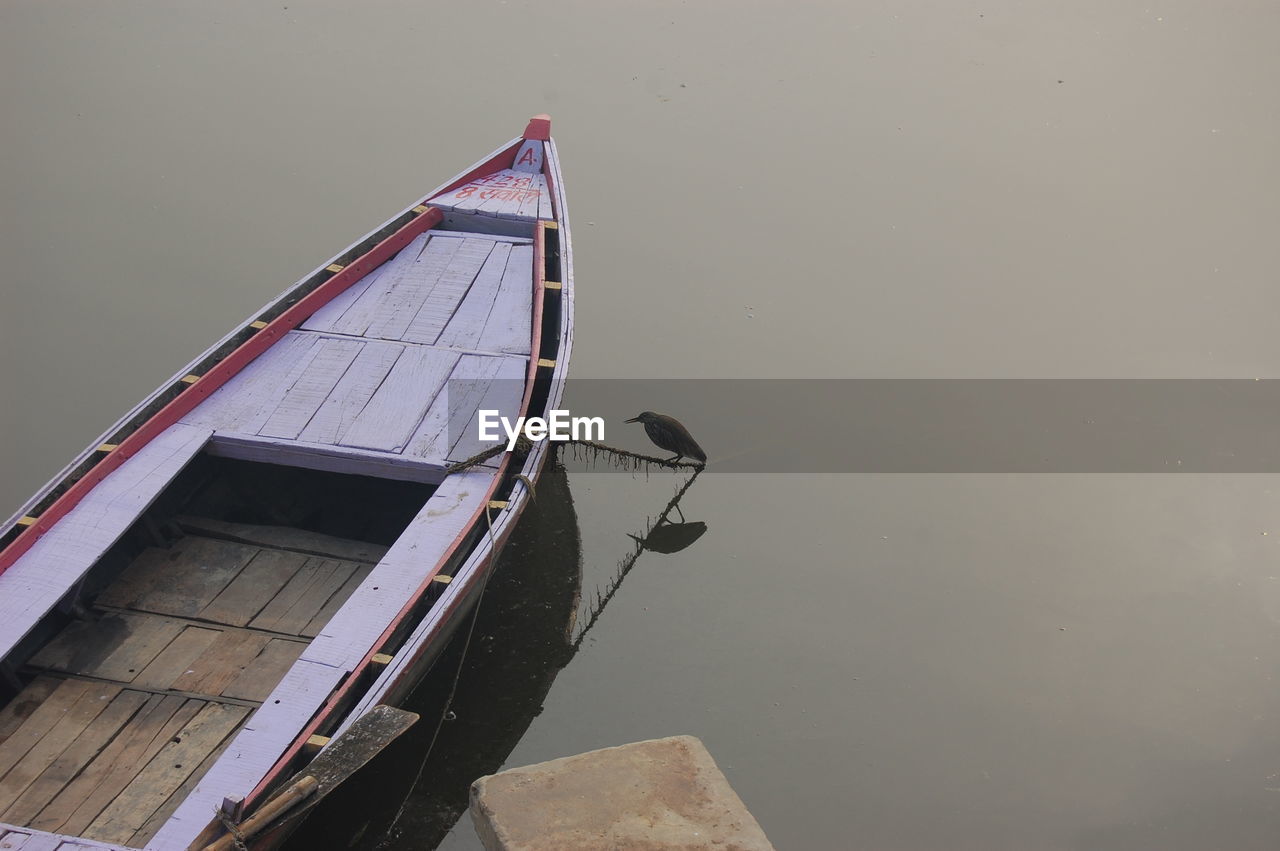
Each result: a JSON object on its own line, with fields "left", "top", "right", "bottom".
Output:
{"left": 0, "top": 458, "right": 445, "bottom": 847}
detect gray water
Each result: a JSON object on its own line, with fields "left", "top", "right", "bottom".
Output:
{"left": 4, "top": 2, "right": 1280, "bottom": 848}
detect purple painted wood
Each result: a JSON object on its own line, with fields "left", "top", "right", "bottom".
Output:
{"left": 327, "top": 232, "right": 433, "bottom": 337}
{"left": 447, "top": 356, "right": 528, "bottom": 463}
{"left": 477, "top": 244, "right": 535, "bottom": 355}
{"left": 178, "top": 334, "right": 318, "bottom": 431}
{"left": 361, "top": 236, "right": 464, "bottom": 342}
{"left": 257, "top": 338, "right": 363, "bottom": 440}
{"left": 0, "top": 424, "right": 212, "bottom": 662}
{"left": 0, "top": 825, "right": 133, "bottom": 851}
{"left": 399, "top": 238, "right": 496, "bottom": 345}
{"left": 296, "top": 341, "right": 404, "bottom": 445}
{"left": 428, "top": 169, "right": 546, "bottom": 221}
{"left": 203, "top": 433, "right": 448, "bottom": 484}
{"left": 433, "top": 243, "right": 514, "bottom": 351}
{"left": 425, "top": 230, "right": 532, "bottom": 246}
{"left": 403, "top": 354, "right": 506, "bottom": 463}
{"left": 337, "top": 347, "right": 460, "bottom": 453}
{"left": 297, "top": 264, "right": 386, "bottom": 334}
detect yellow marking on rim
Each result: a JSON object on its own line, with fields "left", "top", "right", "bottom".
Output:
{"left": 537, "top": 358, "right": 556, "bottom": 368}
{"left": 249, "top": 320, "right": 269, "bottom": 329}
{"left": 488, "top": 500, "right": 509, "bottom": 510}
{"left": 413, "top": 204, "right": 430, "bottom": 214}
{"left": 181, "top": 374, "right": 200, "bottom": 384}
{"left": 16, "top": 516, "right": 37, "bottom": 527}
{"left": 97, "top": 443, "right": 119, "bottom": 452}
{"left": 326, "top": 264, "right": 346, "bottom": 273}
{"left": 370, "top": 653, "right": 394, "bottom": 666}
{"left": 305, "top": 734, "right": 330, "bottom": 749}
{"left": 432, "top": 575, "right": 453, "bottom": 585}
{"left": 542, "top": 221, "right": 559, "bottom": 229}
{"left": 544, "top": 280, "right": 563, "bottom": 290}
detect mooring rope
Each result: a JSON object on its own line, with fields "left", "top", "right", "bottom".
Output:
{"left": 446, "top": 438, "right": 704, "bottom": 475}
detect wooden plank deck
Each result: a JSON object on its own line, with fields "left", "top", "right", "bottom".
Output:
{"left": 177, "top": 229, "right": 533, "bottom": 479}
{"left": 427, "top": 168, "right": 551, "bottom": 222}
{"left": 148, "top": 470, "right": 496, "bottom": 851}
{"left": 0, "top": 523, "right": 382, "bottom": 848}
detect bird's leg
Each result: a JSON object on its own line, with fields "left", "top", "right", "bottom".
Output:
{"left": 672, "top": 503, "right": 686, "bottom": 523}
{"left": 666, "top": 454, "right": 683, "bottom": 464}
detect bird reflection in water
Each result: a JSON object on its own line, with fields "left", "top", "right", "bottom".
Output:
{"left": 628, "top": 519, "right": 707, "bottom": 555}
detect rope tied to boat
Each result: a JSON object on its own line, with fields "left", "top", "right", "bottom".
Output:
{"left": 445, "top": 438, "right": 705, "bottom": 475}
{"left": 215, "top": 811, "right": 249, "bottom": 851}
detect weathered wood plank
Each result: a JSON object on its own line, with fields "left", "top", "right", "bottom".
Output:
{"left": 514, "top": 173, "right": 549, "bottom": 219}
{"left": 83, "top": 702, "right": 247, "bottom": 845}
{"left": 254, "top": 559, "right": 357, "bottom": 638}
{"left": 1, "top": 690, "right": 147, "bottom": 825}
{"left": 298, "top": 264, "right": 386, "bottom": 333}
{"left": 98, "top": 537, "right": 258, "bottom": 619}
{"left": 178, "top": 334, "right": 318, "bottom": 432}
{"left": 425, "top": 230, "right": 533, "bottom": 245}
{"left": 203, "top": 434, "right": 448, "bottom": 484}
{"left": 399, "top": 239, "right": 495, "bottom": 345}
{"left": 127, "top": 721, "right": 236, "bottom": 848}
{"left": 131, "top": 627, "right": 221, "bottom": 691}
{"left": 328, "top": 233, "right": 432, "bottom": 337}
{"left": 476, "top": 244, "right": 534, "bottom": 355}
{"left": 27, "top": 614, "right": 185, "bottom": 684}
{"left": 300, "top": 563, "right": 373, "bottom": 638}
{"left": 295, "top": 340, "right": 404, "bottom": 446}
{"left": 447, "top": 355, "right": 528, "bottom": 464}
{"left": 434, "top": 242, "right": 513, "bottom": 351}
{"left": 537, "top": 182, "right": 553, "bottom": 220}
{"left": 338, "top": 347, "right": 460, "bottom": 453}
{"left": 0, "top": 682, "right": 121, "bottom": 816}
{"left": 32, "top": 696, "right": 199, "bottom": 835}
{"left": 175, "top": 516, "right": 388, "bottom": 565}
{"left": 249, "top": 559, "right": 342, "bottom": 635}
{"left": 144, "top": 660, "right": 346, "bottom": 850}
{"left": 403, "top": 354, "right": 506, "bottom": 464}
{"left": 219, "top": 640, "right": 305, "bottom": 703}
{"left": 198, "top": 550, "right": 310, "bottom": 628}
{"left": 0, "top": 679, "right": 61, "bottom": 749}
{"left": 0, "top": 424, "right": 212, "bottom": 663}
{"left": 362, "top": 235, "right": 464, "bottom": 342}
{"left": 0, "top": 680, "right": 95, "bottom": 789}
{"left": 430, "top": 171, "right": 543, "bottom": 221}
{"left": 257, "top": 338, "right": 363, "bottom": 440}
{"left": 169, "top": 632, "right": 270, "bottom": 698}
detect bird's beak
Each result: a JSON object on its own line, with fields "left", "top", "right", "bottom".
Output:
{"left": 624, "top": 416, "right": 640, "bottom": 423}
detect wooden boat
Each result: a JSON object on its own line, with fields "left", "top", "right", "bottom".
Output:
{"left": 0, "top": 115, "right": 573, "bottom": 851}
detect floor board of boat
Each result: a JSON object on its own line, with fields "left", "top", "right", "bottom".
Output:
{"left": 0, "top": 524, "right": 378, "bottom": 847}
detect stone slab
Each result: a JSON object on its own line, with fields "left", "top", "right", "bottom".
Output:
{"left": 469, "top": 735, "right": 774, "bottom": 851}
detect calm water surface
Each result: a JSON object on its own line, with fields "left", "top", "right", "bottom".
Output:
{"left": 4, "top": 2, "right": 1280, "bottom": 848}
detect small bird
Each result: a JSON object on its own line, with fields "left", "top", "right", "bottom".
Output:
{"left": 625, "top": 411, "right": 707, "bottom": 465}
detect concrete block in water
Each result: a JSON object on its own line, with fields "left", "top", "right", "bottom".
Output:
{"left": 469, "top": 734, "right": 774, "bottom": 850}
